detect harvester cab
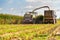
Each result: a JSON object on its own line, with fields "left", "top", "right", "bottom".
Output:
{"left": 22, "top": 12, "right": 35, "bottom": 24}
{"left": 22, "top": 6, "right": 57, "bottom": 24}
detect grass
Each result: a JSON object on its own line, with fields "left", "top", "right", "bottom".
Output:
{"left": 0, "top": 20, "right": 60, "bottom": 40}
{"left": 56, "top": 36, "right": 60, "bottom": 40}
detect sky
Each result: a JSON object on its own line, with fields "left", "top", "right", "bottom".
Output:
{"left": 0, "top": 0, "right": 60, "bottom": 18}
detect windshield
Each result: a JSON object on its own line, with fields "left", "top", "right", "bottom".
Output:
{"left": 24, "top": 14, "right": 32, "bottom": 18}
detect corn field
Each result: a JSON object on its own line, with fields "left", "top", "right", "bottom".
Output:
{"left": 0, "top": 20, "right": 60, "bottom": 40}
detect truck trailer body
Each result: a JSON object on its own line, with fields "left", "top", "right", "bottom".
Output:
{"left": 44, "top": 10, "right": 56, "bottom": 24}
